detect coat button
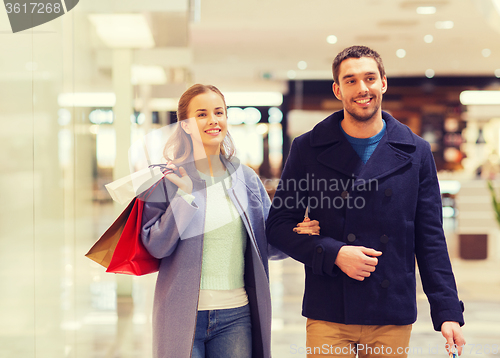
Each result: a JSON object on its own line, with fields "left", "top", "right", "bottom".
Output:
{"left": 384, "top": 188, "right": 392, "bottom": 197}
{"left": 347, "top": 233, "right": 356, "bottom": 242}
{"left": 341, "top": 191, "right": 349, "bottom": 199}
{"left": 380, "top": 234, "right": 389, "bottom": 244}
{"left": 316, "top": 247, "right": 323, "bottom": 254}
{"left": 381, "top": 279, "right": 390, "bottom": 288}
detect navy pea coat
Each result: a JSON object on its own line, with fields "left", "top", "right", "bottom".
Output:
{"left": 266, "top": 110, "right": 464, "bottom": 331}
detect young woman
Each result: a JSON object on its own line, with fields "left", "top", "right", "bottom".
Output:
{"left": 141, "top": 84, "right": 319, "bottom": 358}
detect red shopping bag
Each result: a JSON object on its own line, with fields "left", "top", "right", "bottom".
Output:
{"left": 105, "top": 197, "right": 160, "bottom": 275}
{"left": 86, "top": 175, "right": 165, "bottom": 276}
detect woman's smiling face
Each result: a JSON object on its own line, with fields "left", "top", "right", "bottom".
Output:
{"left": 182, "top": 91, "right": 228, "bottom": 155}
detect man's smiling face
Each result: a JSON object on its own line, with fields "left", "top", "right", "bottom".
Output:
{"left": 333, "top": 56, "right": 387, "bottom": 123}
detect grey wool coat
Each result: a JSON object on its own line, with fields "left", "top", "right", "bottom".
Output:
{"left": 141, "top": 154, "right": 284, "bottom": 358}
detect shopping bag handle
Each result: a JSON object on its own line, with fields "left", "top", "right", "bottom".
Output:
{"left": 136, "top": 164, "right": 170, "bottom": 201}
{"left": 148, "top": 163, "right": 174, "bottom": 175}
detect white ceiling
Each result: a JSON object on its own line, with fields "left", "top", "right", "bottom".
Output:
{"left": 6, "top": 0, "right": 497, "bottom": 97}
{"left": 2, "top": 0, "right": 500, "bottom": 96}
{"left": 187, "top": 0, "right": 500, "bottom": 92}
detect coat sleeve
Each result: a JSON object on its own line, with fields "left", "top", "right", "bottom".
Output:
{"left": 414, "top": 142, "right": 464, "bottom": 331}
{"left": 141, "top": 178, "right": 199, "bottom": 259}
{"left": 254, "top": 172, "right": 288, "bottom": 260}
{"left": 266, "top": 137, "right": 345, "bottom": 276}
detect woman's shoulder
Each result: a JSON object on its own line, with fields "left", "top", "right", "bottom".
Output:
{"left": 240, "top": 163, "right": 259, "bottom": 177}
{"left": 229, "top": 160, "right": 259, "bottom": 181}
{"left": 237, "top": 164, "right": 267, "bottom": 193}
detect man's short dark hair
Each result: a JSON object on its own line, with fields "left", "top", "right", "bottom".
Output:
{"left": 332, "top": 45, "right": 386, "bottom": 84}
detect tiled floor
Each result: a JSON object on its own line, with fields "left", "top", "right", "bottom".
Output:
{"left": 1, "top": 201, "right": 499, "bottom": 357}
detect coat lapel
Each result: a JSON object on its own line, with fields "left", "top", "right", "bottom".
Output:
{"left": 312, "top": 110, "right": 416, "bottom": 184}
{"left": 354, "top": 135, "right": 412, "bottom": 187}
{"left": 317, "top": 140, "right": 364, "bottom": 178}
{"left": 313, "top": 111, "right": 363, "bottom": 177}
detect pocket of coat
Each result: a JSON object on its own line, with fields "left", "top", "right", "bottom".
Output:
{"left": 405, "top": 221, "right": 415, "bottom": 273}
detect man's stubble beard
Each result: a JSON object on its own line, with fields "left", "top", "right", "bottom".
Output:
{"left": 345, "top": 97, "right": 382, "bottom": 123}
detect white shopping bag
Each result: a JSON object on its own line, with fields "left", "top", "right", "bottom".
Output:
{"left": 105, "top": 166, "right": 164, "bottom": 205}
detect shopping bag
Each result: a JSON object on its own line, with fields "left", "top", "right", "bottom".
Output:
{"left": 86, "top": 177, "right": 165, "bottom": 275}
{"left": 105, "top": 197, "right": 160, "bottom": 275}
{"left": 105, "top": 166, "right": 164, "bottom": 205}
{"left": 85, "top": 198, "right": 136, "bottom": 269}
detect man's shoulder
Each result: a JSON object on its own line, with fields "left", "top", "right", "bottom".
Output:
{"left": 294, "top": 110, "right": 343, "bottom": 147}
{"left": 397, "top": 121, "right": 431, "bottom": 150}
{"left": 384, "top": 111, "right": 430, "bottom": 150}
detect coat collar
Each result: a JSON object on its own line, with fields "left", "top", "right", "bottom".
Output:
{"left": 310, "top": 110, "right": 415, "bottom": 147}
{"left": 312, "top": 110, "right": 416, "bottom": 184}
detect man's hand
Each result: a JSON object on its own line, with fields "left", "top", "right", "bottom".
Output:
{"left": 334, "top": 246, "right": 382, "bottom": 281}
{"left": 293, "top": 217, "right": 320, "bottom": 235}
{"left": 441, "top": 321, "right": 465, "bottom": 356}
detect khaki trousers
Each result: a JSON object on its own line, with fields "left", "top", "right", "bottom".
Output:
{"left": 306, "top": 319, "right": 412, "bottom": 358}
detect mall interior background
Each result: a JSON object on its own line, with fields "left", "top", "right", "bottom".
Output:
{"left": 1, "top": 0, "right": 500, "bottom": 357}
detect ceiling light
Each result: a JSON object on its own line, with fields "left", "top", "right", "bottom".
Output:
{"left": 424, "top": 34, "right": 434, "bottom": 43}
{"left": 287, "top": 70, "right": 297, "bottom": 79}
{"left": 495, "top": 69, "right": 500, "bottom": 78}
{"left": 131, "top": 65, "right": 167, "bottom": 85}
{"left": 256, "top": 123, "right": 269, "bottom": 135}
{"left": 482, "top": 48, "right": 492, "bottom": 57}
{"left": 326, "top": 35, "right": 338, "bottom": 44}
{"left": 224, "top": 92, "right": 283, "bottom": 107}
{"left": 425, "top": 69, "right": 435, "bottom": 78}
{"left": 243, "top": 107, "right": 262, "bottom": 125}
{"left": 88, "top": 14, "right": 155, "bottom": 48}
{"left": 89, "top": 109, "right": 114, "bottom": 124}
{"left": 396, "top": 49, "right": 406, "bottom": 58}
{"left": 416, "top": 6, "right": 436, "bottom": 14}
{"left": 227, "top": 107, "right": 244, "bottom": 125}
{"left": 134, "top": 113, "right": 146, "bottom": 125}
{"left": 58, "top": 93, "right": 116, "bottom": 107}
{"left": 268, "top": 107, "right": 283, "bottom": 124}
{"left": 460, "top": 91, "right": 500, "bottom": 105}
{"left": 435, "top": 21, "right": 454, "bottom": 29}
{"left": 297, "top": 61, "right": 307, "bottom": 70}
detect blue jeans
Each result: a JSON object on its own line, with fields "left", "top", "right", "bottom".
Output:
{"left": 191, "top": 304, "right": 252, "bottom": 358}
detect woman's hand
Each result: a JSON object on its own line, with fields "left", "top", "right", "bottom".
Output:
{"left": 164, "top": 162, "right": 193, "bottom": 194}
{"left": 293, "top": 217, "right": 320, "bottom": 236}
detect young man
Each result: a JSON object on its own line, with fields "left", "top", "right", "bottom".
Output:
{"left": 266, "top": 46, "right": 465, "bottom": 357}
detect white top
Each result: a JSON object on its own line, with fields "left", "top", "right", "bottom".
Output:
{"left": 178, "top": 169, "right": 249, "bottom": 310}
